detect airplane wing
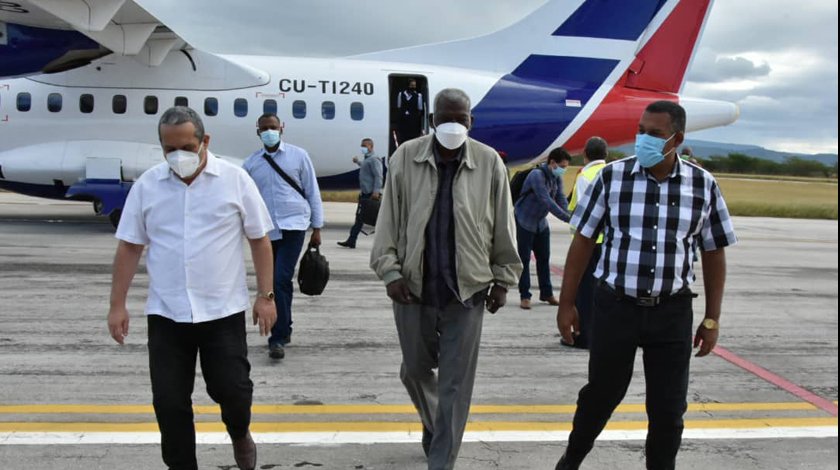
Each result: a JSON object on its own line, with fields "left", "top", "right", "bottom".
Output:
{"left": 0, "top": 0, "right": 188, "bottom": 77}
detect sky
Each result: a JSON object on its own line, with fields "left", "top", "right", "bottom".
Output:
{"left": 140, "top": 0, "right": 839, "bottom": 155}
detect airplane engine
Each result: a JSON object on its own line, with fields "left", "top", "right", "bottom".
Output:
{"left": 0, "top": 22, "right": 110, "bottom": 78}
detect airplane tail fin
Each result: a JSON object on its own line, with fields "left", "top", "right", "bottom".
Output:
{"left": 355, "top": 0, "right": 712, "bottom": 95}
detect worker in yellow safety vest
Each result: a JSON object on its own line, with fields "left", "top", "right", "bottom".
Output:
{"left": 563, "top": 136, "right": 608, "bottom": 349}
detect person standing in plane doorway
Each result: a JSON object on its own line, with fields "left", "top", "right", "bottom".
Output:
{"left": 339, "top": 137, "right": 383, "bottom": 249}
{"left": 108, "top": 106, "right": 276, "bottom": 470}
{"left": 243, "top": 113, "right": 324, "bottom": 361}
{"left": 371, "top": 88, "right": 522, "bottom": 470}
{"left": 514, "top": 147, "right": 572, "bottom": 310}
{"left": 554, "top": 101, "right": 737, "bottom": 470}
{"left": 396, "top": 78, "right": 425, "bottom": 143}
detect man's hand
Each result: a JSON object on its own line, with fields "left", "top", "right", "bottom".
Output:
{"left": 352, "top": 156, "right": 359, "bottom": 164}
{"left": 485, "top": 285, "right": 507, "bottom": 313}
{"left": 386, "top": 279, "right": 414, "bottom": 304}
{"left": 253, "top": 297, "right": 277, "bottom": 337}
{"left": 557, "top": 303, "right": 580, "bottom": 345}
{"left": 107, "top": 306, "right": 130, "bottom": 345}
{"left": 309, "top": 229, "right": 322, "bottom": 247}
{"left": 693, "top": 324, "right": 719, "bottom": 357}
{"left": 372, "top": 192, "right": 381, "bottom": 201}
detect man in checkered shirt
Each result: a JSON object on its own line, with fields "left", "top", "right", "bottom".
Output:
{"left": 554, "top": 101, "right": 737, "bottom": 470}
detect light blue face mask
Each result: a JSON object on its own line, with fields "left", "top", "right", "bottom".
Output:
{"left": 635, "top": 133, "right": 675, "bottom": 168}
{"left": 260, "top": 129, "right": 281, "bottom": 148}
{"left": 553, "top": 166, "right": 567, "bottom": 177}
{"left": 359, "top": 146, "right": 369, "bottom": 156}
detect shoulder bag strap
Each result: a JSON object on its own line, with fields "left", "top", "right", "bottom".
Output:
{"left": 262, "top": 153, "right": 306, "bottom": 199}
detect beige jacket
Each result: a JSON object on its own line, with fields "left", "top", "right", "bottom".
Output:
{"left": 370, "top": 135, "right": 522, "bottom": 301}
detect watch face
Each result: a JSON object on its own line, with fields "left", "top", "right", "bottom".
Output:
{"left": 703, "top": 319, "right": 717, "bottom": 329}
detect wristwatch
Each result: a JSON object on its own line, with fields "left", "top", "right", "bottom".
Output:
{"left": 701, "top": 318, "right": 719, "bottom": 330}
{"left": 257, "top": 291, "right": 275, "bottom": 301}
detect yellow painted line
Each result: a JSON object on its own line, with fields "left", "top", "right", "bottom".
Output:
{"left": 0, "top": 402, "right": 820, "bottom": 415}
{"left": 0, "top": 417, "right": 835, "bottom": 433}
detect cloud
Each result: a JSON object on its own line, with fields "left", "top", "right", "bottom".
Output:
{"left": 688, "top": 54, "right": 771, "bottom": 83}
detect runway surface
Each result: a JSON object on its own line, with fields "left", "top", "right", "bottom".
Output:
{"left": 0, "top": 193, "right": 836, "bottom": 469}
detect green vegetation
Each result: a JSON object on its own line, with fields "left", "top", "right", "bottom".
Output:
{"left": 697, "top": 153, "right": 837, "bottom": 179}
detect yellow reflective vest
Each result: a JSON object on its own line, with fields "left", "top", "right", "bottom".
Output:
{"left": 569, "top": 160, "right": 606, "bottom": 243}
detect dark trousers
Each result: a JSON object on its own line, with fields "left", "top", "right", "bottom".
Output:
{"left": 573, "top": 243, "right": 602, "bottom": 349}
{"left": 346, "top": 193, "right": 372, "bottom": 245}
{"left": 270, "top": 230, "right": 307, "bottom": 346}
{"left": 516, "top": 222, "right": 553, "bottom": 300}
{"left": 148, "top": 312, "right": 253, "bottom": 470}
{"left": 565, "top": 284, "right": 694, "bottom": 470}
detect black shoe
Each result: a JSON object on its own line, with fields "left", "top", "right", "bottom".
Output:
{"left": 422, "top": 425, "right": 433, "bottom": 457}
{"left": 268, "top": 344, "right": 285, "bottom": 359}
{"left": 232, "top": 432, "right": 256, "bottom": 470}
{"left": 337, "top": 240, "right": 356, "bottom": 249}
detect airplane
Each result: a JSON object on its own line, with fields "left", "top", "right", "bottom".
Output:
{"left": 0, "top": 0, "right": 739, "bottom": 227}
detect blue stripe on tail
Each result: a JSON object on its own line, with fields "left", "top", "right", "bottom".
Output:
{"left": 471, "top": 55, "right": 619, "bottom": 161}
{"left": 553, "top": 0, "right": 668, "bottom": 41}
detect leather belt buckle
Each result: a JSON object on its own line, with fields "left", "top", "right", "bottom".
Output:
{"left": 635, "top": 296, "right": 660, "bottom": 307}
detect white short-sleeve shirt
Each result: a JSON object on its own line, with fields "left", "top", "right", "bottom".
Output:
{"left": 116, "top": 153, "right": 274, "bottom": 323}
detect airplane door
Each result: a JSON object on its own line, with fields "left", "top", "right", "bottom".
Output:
{"left": 389, "top": 74, "right": 429, "bottom": 156}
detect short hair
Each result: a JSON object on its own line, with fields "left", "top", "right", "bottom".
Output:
{"left": 257, "top": 113, "right": 281, "bottom": 125}
{"left": 645, "top": 100, "right": 686, "bottom": 134}
{"left": 433, "top": 88, "right": 471, "bottom": 114}
{"left": 361, "top": 138, "right": 373, "bottom": 146}
{"left": 584, "top": 136, "right": 608, "bottom": 160}
{"left": 158, "top": 106, "right": 204, "bottom": 142}
{"left": 547, "top": 147, "right": 572, "bottom": 164}
{"left": 680, "top": 146, "right": 693, "bottom": 156}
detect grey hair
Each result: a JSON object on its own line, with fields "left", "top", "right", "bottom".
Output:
{"left": 158, "top": 106, "right": 205, "bottom": 142}
{"left": 433, "top": 88, "right": 471, "bottom": 113}
{"left": 584, "top": 136, "right": 608, "bottom": 160}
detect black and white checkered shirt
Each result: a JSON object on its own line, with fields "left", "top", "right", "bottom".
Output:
{"left": 571, "top": 156, "right": 737, "bottom": 298}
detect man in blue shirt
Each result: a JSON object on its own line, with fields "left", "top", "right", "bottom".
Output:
{"left": 514, "top": 147, "right": 572, "bottom": 310}
{"left": 243, "top": 113, "right": 324, "bottom": 360}
{"left": 339, "top": 138, "right": 383, "bottom": 249}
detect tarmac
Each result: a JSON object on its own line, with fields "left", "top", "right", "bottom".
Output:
{"left": 0, "top": 192, "right": 836, "bottom": 469}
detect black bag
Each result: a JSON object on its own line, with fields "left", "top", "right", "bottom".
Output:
{"left": 298, "top": 246, "right": 329, "bottom": 296}
{"left": 509, "top": 165, "right": 540, "bottom": 202}
{"left": 360, "top": 197, "right": 381, "bottom": 226}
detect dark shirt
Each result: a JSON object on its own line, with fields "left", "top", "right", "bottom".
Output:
{"left": 422, "top": 146, "right": 483, "bottom": 309}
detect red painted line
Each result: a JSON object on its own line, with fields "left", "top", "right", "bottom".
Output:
{"left": 713, "top": 345, "right": 838, "bottom": 416}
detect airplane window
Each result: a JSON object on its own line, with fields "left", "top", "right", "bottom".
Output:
{"left": 234, "top": 98, "right": 248, "bottom": 118}
{"left": 174, "top": 96, "right": 188, "bottom": 107}
{"left": 80, "top": 94, "right": 94, "bottom": 114}
{"left": 350, "top": 102, "right": 364, "bottom": 121}
{"left": 321, "top": 101, "right": 335, "bottom": 120}
{"left": 47, "top": 93, "right": 63, "bottom": 113}
{"left": 205, "top": 97, "right": 218, "bottom": 117}
{"left": 113, "top": 95, "right": 127, "bottom": 114}
{"left": 292, "top": 100, "right": 306, "bottom": 119}
{"left": 144, "top": 96, "right": 159, "bottom": 115}
{"left": 263, "top": 99, "right": 277, "bottom": 115}
{"left": 16, "top": 93, "right": 31, "bottom": 112}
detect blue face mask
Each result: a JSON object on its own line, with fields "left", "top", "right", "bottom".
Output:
{"left": 552, "top": 166, "right": 567, "bottom": 177}
{"left": 359, "top": 146, "right": 369, "bottom": 156}
{"left": 635, "top": 133, "right": 675, "bottom": 168}
{"left": 260, "top": 129, "right": 281, "bottom": 148}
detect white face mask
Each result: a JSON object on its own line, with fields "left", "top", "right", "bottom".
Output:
{"left": 434, "top": 122, "right": 469, "bottom": 150}
{"left": 166, "top": 144, "right": 203, "bottom": 178}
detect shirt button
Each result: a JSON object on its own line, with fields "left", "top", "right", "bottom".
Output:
{"left": 650, "top": 268, "right": 655, "bottom": 273}
{"left": 653, "top": 225, "right": 658, "bottom": 229}
{"left": 652, "top": 246, "right": 657, "bottom": 250}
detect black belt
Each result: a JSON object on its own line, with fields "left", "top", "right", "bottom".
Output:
{"left": 598, "top": 281, "right": 696, "bottom": 307}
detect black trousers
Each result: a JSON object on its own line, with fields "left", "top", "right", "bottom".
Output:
{"left": 148, "top": 312, "right": 253, "bottom": 470}
{"left": 565, "top": 284, "right": 693, "bottom": 470}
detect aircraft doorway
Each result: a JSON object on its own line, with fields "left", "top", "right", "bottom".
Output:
{"left": 388, "top": 75, "right": 429, "bottom": 156}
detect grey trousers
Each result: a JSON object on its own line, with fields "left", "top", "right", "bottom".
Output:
{"left": 393, "top": 300, "right": 485, "bottom": 470}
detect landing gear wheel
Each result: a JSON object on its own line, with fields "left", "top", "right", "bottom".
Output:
{"left": 108, "top": 209, "right": 122, "bottom": 229}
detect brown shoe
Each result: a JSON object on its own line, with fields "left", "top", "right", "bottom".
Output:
{"left": 232, "top": 432, "right": 256, "bottom": 470}
{"left": 520, "top": 299, "right": 531, "bottom": 310}
{"left": 540, "top": 296, "right": 560, "bottom": 306}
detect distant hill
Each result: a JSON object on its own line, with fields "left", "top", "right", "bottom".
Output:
{"left": 615, "top": 139, "right": 838, "bottom": 166}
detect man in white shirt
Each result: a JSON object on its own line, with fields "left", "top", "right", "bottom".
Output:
{"left": 243, "top": 113, "right": 324, "bottom": 360}
{"left": 108, "top": 106, "right": 277, "bottom": 470}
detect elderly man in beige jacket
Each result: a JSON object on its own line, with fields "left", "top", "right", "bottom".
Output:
{"left": 371, "top": 88, "right": 522, "bottom": 470}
